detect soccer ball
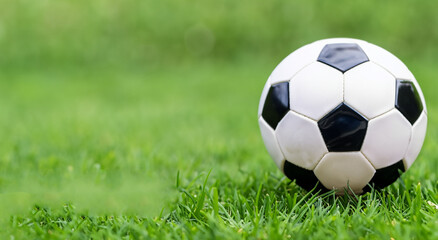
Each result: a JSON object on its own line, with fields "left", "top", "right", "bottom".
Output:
{"left": 258, "top": 38, "right": 427, "bottom": 194}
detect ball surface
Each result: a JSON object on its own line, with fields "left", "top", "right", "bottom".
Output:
{"left": 258, "top": 38, "right": 427, "bottom": 194}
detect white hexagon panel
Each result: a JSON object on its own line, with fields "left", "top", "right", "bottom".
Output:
{"left": 360, "top": 41, "right": 415, "bottom": 80}
{"left": 276, "top": 111, "right": 328, "bottom": 170}
{"left": 359, "top": 41, "right": 427, "bottom": 112}
{"left": 290, "top": 62, "right": 344, "bottom": 121}
{"left": 404, "top": 111, "right": 428, "bottom": 169}
{"left": 258, "top": 117, "right": 285, "bottom": 170}
{"left": 314, "top": 152, "right": 375, "bottom": 194}
{"left": 344, "top": 62, "right": 396, "bottom": 119}
{"left": 361, "top": 109, "right": 412, "bottom": 169}
{"left": 269, "top": 42, "right": 327, "bottom": 84}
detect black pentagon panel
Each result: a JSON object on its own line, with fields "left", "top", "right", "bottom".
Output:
{"left": 262, "top": 82, "right": 290, "bottom": 129}
{"left": 395, "top": 80, "right": 423, "bottom": 125}
{"left": 318, "top": 103, "right": 368, "bottom": 152}
{"left": 317, "top": 43, "right": 369, "bottom": 72}
{"left": 283, "top": 161, "right": 325, "bottom": 192}
{"left": 364, "top": 160, "right": 405, "bottom": 191}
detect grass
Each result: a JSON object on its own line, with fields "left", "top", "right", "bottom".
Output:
{"left": 8, "top": 174, "right": 438, "bottom": 239}
{"left": 0, "top": 59, "right": 437, "bottom": 239}
{"left": 1, "top": 0, "right": 438, "bottom": 239}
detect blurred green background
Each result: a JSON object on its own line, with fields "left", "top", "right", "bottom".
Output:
{"left": 2, "top": 0, "right": 438, "bottom": 68}
{"left": 0, "top": 0, "right": 437, "bottom": 231}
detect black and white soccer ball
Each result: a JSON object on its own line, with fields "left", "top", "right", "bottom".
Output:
{"left": 258, "top": 38, "right": 427, "bottom": 194}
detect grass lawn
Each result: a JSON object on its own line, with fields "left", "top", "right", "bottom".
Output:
{"left": 0, "top": 59, "right": 437, "bottom": 239}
